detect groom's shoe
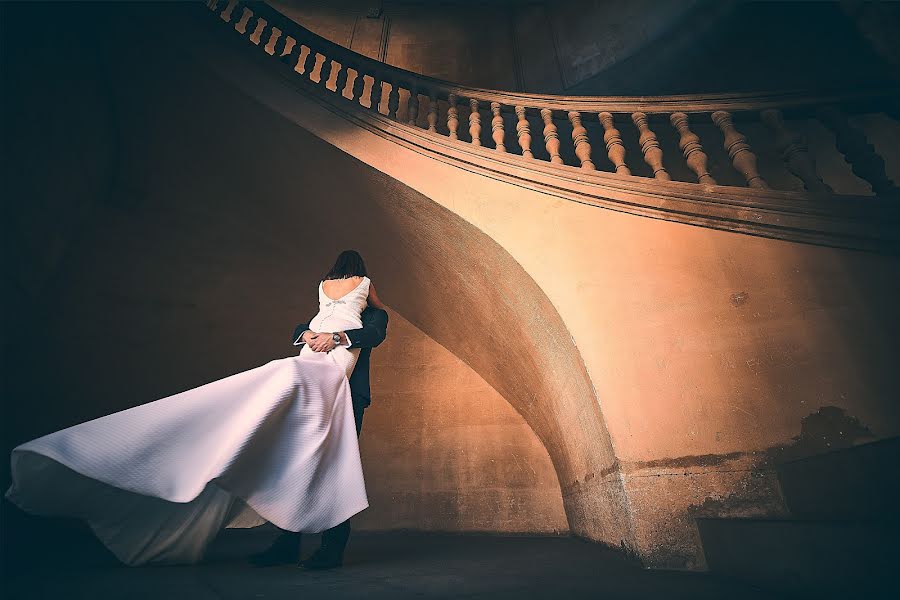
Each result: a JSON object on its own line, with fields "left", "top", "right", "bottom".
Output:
{"left": 299, "top": 520, "right": 349, "bottom": 569}
{"left": 248, "top": 532, "right": 302, "bottom": 567}
{"left": 298, "top": 547, "right": 343, "bottom": 570}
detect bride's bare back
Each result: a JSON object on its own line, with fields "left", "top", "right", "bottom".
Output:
{"left": 322, "top": 276, "right": 385, "bottom": 309}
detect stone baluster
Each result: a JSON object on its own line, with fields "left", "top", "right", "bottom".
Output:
{"left": 598, "top": 112, "right": 630, "bottom": 175}
{"left": 760, "top": 109, "right": 830, "bottom": 193}
{"left": 540, "top": 109, "right": 563, "bottom": 165}
{"left": 334, "top": 62, "right": 349, "bottom": 97}
{"left": 239, "top": 10, "right": 255, "bottom": 33}
{"left": 351, "top": 66, "right": 366, "bottom": 104}
{"left": 491, "top": 102, "right": 506, "bottom": 152}
{"left": 243, "top": 12, "right": 264, "bottom": 43}
{"left": 229, "top": 7, "right": 246, "bottom": 31}
{"left": 275, "top": 34, "right": 300, "bottom": 69}
{"left": 267, "top": 27, "right": 285, "bottom": 57}
{"left": 369, "top": 76, "right": 383, "bottom": 113}
{"left": 301, "top": 42, "right": 317, "bottom": 79}
{"left": 318, "top": 57, "right": 333, "bottom": 88}
{"left": 226, "top": 2, "right": 247, "bottom": 30}
{"left": 469, "top": 99, "right": 482, "bottom": 146}
{"left": 387, "top": 83, "right": 401, "bottom": 119}
{"left": 631, "top": 112, "right": 671, "bottom": 180}
{"left": 427, "top": 91, "right": 439, "bottom": 133}
{"left": 817, "top": 105, "right": 897, "bottom": 195}
{"left": 254, "top": 17, "right": 275, "bottom": 52}
{"left": 273, "top": 31, "right": 296, "bottom": 67}
{"left": 670, "top": 112, "right": 716, "bottom": 185}
{"left": 569, "top": 111, "right": 595, "bottom": 170}
{"left": 515, "top": 106, "right": 534, "bottom": 159}
{"left": 407, "top": 87, "right": 420, "bottom": 126}
{"left": 216, "top": 0, "right": 239, "bottom": 24}
{"left": 447, "top": 94, "right": 460, "bottom": 140}
{"left": 711, "top": 111, "right": 769, "bottom": 189}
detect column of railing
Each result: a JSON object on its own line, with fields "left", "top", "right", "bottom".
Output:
{"left": 208, "top": 0, "right": 898, "bottom": 196}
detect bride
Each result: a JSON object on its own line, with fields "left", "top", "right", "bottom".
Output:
{"left": 5, "top": 250, "right": 386, "bottom": 566}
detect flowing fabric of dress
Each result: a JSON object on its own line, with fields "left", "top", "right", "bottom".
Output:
{"left": 5, "top": 277, "right": 374, "bottom": 566}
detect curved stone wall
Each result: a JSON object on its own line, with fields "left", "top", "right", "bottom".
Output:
{"left": 190, "top": 4, "right": 900, "bottom": 568}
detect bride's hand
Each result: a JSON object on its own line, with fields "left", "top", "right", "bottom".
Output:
{"left": 308, "top": 332, "right": 336, "bottom": 353}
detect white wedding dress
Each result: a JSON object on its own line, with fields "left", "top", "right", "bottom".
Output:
{"left": 5, "top": 277, "right": 374, "bottom": 566}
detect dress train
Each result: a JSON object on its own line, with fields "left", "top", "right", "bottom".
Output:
{"left": 5, "top": 351, "right": 368, "bottom": 566}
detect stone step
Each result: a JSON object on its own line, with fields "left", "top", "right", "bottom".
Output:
{"left": 696, "top": 517, "right": 900, "bottom": 597}
{"left": 775, "top": 436, "right": 900, "bottom": 520}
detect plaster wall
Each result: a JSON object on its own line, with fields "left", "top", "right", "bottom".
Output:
{"left": 357, "top": 309, "right": 569, "bottom": 533}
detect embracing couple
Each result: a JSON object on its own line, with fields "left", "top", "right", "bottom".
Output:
{"left": 5, "top": 250, "right": 389, "bottom": 570}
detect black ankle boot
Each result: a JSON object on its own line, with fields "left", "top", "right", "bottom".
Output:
{"left": 298, "top": 521, "right": 349, "bottom": 570}
{"left": 248, "top": 531, "right": 302, "bottom": 567}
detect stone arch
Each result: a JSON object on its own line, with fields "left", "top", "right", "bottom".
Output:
{"left": 211, "top": 101, "right": 633, "bottom": 546}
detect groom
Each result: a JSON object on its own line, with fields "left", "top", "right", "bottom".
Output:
{"left": 248, "top": 304, "right": 389, "bottom": 569}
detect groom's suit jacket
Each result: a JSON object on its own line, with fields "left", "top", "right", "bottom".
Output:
{"left": 292, "top": 306, "right": 389, "bottom": 410}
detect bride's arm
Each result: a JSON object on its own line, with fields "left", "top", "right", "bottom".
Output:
{"left": 367, "top": 281, "right": 386, "bottom": 310}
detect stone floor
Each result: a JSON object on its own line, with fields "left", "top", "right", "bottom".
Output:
{"left": 1, "top": 519, "right": 791, "bottom": 600}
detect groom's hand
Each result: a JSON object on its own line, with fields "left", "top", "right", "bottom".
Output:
{"left": 308, "top": 332, "right": 337, "bottom": 353}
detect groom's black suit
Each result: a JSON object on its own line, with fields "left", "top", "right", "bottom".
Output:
{"left": 290, "top": 305, "right": 388, "bottom": 564}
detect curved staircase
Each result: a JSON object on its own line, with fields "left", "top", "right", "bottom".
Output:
{"left": 206, "top": 0, "right": 900, "bottom": 253}
{"left": 188, "top": 1, "right": 900, "bottom": 585}
{"left": 7, "top": 0, "right": 895, "bottom": 586}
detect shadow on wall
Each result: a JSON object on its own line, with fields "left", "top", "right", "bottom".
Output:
{"left": 1, "top": 0, "right": 629, "bottom": 552}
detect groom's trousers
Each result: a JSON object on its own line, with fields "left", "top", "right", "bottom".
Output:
{"left": 320, "top": 402, "right": 365, "bottom": 556}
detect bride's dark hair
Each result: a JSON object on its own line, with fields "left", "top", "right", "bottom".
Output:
{"left": 324, "top": 250, "right": 368, "bottom": 280}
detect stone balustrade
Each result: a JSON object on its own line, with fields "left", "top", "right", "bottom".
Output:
{"left": 207, "top": 0, "right": 899, "bottom": 199}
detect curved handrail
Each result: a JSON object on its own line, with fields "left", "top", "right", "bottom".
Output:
{"left": 198, "top": 0, "right": 900, "bottom": 252}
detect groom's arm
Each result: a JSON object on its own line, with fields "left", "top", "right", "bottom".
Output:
{"left": 292, "top": 308, "right": 388, "bottom": 348}
{"left": 344, "top": 308, "right": 389, "bottom": 349}
{"left": 291, "top": 309, "right": 388, "bottom": 350}
{"left": 292, "top": 321, "right": 311, "bottom": 346}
